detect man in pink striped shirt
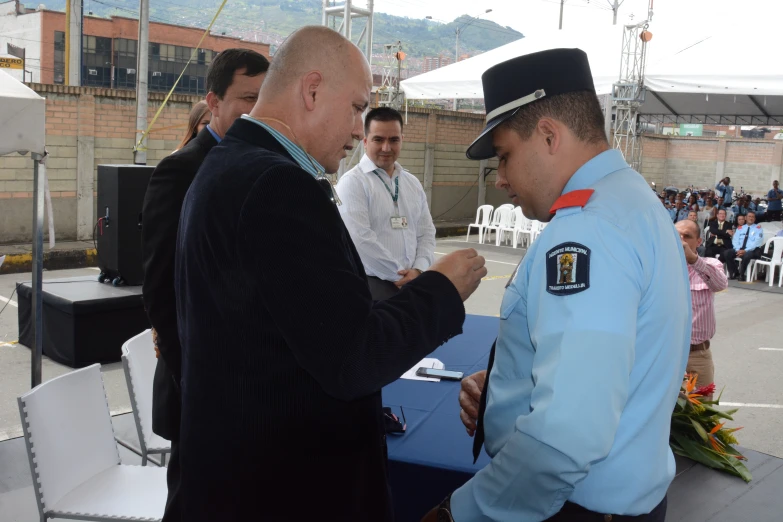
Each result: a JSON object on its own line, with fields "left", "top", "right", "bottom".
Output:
{"left": 675, "top": 220, "right": 728, "bottom": 396}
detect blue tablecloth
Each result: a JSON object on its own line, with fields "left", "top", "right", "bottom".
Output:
{"left": 383, "top": 314, "right": 498, "bottom": 522}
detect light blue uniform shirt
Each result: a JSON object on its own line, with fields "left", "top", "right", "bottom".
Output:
{"left": 451, "top": 150, "right": 692, "bottom": 521}
{"left": 731, "top": 224, "right": 764, "bottom": 251}
{"left": 206, "top": 124, "right": 222, "bottom": 144}
{"left": 673, "top": 208, "right": 689, "bottom": 222}
{"left": 716, "top": 182, "right": 734, "bottom": 203}
{"left": 240, "top": 115, "right": 324, "bottom": 177}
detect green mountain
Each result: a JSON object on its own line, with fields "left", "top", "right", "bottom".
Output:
{"left": 43, "top": 0, "right": 522, "bottom": 68}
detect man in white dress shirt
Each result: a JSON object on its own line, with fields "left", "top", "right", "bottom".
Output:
{"left": 336, "top": 107, "right": 437, "bottom": 300}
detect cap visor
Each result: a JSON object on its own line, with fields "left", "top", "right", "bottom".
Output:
{"left": 466, "top": 111, "right": 516, "bottom": 160}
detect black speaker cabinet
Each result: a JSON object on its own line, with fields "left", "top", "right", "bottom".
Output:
{"left": 96, "top": 164, "right": 154, "bottom": 286}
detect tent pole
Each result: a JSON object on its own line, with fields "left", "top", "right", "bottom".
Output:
{"left": 31, "top": 154, "right": 45, "bottom": 388}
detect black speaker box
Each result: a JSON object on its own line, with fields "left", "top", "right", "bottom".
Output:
{"left": 96, "top": 164, "right": 154, "bottom": 286}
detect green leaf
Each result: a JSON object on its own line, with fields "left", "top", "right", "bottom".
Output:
{"left": 690, "top": 419, "right": 710, "bottom": 442}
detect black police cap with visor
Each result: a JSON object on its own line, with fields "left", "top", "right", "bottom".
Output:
{"left": 466, "top": 48, "right": 597, "bottom": 161}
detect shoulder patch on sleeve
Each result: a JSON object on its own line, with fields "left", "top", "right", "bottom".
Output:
{"left": 549, "top": 189, "right": 595, "bottom": 214}
{"left": 546, "top": 242, "right": 591, "bottom": 296}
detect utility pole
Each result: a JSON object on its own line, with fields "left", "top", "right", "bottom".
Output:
{"left": 133, "top": 0, "right": 150, "bottom": 165}
{"left": 607, "top": 0, "right": 625, "bottom": 25}
{"left": 65, "top": 0, "right": 81, "bottom": 85}
{"left": 559, "top": 0, "right": 565, "bottom": 29}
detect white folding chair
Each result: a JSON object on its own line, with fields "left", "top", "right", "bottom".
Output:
{"left": 18, "top": 364, "right": 167, "bottom": 522}
{"left": 530, "top": 220, "right": 547, "bottom": 244}
{"left": 466, "top": 204, "right": 493, "bottom": 244}
{"left": 750, "top": 237, "right": 783, "bottom": 287}
{"left": 121, "top": 329, "right": 172, "bottom": 466}
{"left": 484, "top": 206, "right": 513, "bottom": 244}
{"left": 496, "top": 206, "right": 521, "bottom": 246}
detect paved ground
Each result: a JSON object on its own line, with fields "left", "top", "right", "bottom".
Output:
{"left": 1, "top": 236, "right": 782, "bottom": 459}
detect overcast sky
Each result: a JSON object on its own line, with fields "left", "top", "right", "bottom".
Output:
{"left": 368, "top": 0, "right": 780, "bottom": 36}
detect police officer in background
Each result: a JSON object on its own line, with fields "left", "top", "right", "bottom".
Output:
{"left": 422, "top": 49, "right": 691, "bottom": 522}
{"left": 722, "top": 210, "right": 764, "bottom": 280}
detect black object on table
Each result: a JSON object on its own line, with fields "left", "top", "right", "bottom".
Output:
{"left": 16, "top": 276, "right": 149, "bottom": 367}
{"left": 384, "top": 314, "right": 783, "bottom": 522}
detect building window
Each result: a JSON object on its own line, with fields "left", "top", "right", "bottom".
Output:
{"left": 54, "top": 31, "right": 65, "bottom": 84}
{"left": 81, "top": 35, "right": 112, "bottom": 87}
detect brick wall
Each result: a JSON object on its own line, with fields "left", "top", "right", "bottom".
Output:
{"left": 0, "top": 84, "right": 198, "bottom": 243}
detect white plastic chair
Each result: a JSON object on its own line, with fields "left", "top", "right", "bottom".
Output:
{"left": 466, "top": 204, "right": 493, "bottom": 243}
{"left": 530, "top": 221, "right": 547, "bottom": 244}
{"left": 17, "top": 364, "right": 167, "bottom": 522}
{"left": 750, "top": 237, "right": 783, "bottom": 287}
{"left": 484, "top": 206, "right": 513, "bottom": 244}
{"left": 121, "top": 329, "right": 172, "bottom": 466}
{"left": 496, "top": 206, "right": 521, "bottom": 246}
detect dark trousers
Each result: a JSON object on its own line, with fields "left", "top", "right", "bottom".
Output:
{"left": 161, "top": 440, "right": 181, "bottom": 522}
{"left": 724, "top": 247, "right": 763, "bottom": 279}
{"left": 768, "top": 210, "right": 782, "bottom": 222}
{"left": 704, "top": 244, "right": 728, "bottom": 260}
{"left": 545, "top": 496, "right": 667, "bottom": 522}
{"left": 367, "top": 276, "right": 400, "bottom": 301}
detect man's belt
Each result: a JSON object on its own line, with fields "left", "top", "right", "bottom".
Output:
{"left": 690, "top": 340, "right": 710, "bottom": 352}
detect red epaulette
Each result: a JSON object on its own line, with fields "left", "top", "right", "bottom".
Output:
{"left": 549, "top": 189, "right": 595, "bottom": 214}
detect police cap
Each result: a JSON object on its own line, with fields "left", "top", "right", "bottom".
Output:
{"left": 466, "top": 48, "right": 596, "bottom": 160}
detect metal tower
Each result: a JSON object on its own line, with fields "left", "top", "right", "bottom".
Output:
{"left": 322, "top": 0, "right": 374, "bottom": 65}
{"left": 611, "top": 0, "right": 654, "bottom": 171}
{"left": 378, "top": 42, "right": 404, "bottom": 110}
{"left": 611, "top": 21, "right": 651, "bottom": 171}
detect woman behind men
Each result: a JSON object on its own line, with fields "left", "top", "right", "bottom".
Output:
{"left": 177, "top": 101, "right": 211, "bottom": 151}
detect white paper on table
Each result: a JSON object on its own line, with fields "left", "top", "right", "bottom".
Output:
{"left": 401, "top": 358, "right": 445, "bottom": 382}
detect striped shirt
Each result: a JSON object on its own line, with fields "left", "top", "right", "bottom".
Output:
{"left": 688, "top": 256, "right": 728, "bottom": 344}
{"left": 335, "top": 155, "right": 436, "bottom": 282}
{"left": 240, "top": 115, "right": 324, "bottom": 177}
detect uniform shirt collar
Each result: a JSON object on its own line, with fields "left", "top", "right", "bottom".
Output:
{"left": 206, "top": 124, "right": 222, "bottom": 144}
{"left": 240, "top": 115, "right": 324, "bottom": 178}
{"left": 562, "top": 149, "right": 628, "bottom": 194}
{"left": 359, "top": 154, "right": 401, "bottom": 177}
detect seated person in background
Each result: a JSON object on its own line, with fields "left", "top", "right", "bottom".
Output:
{"left": 752, "top": 197, "right": 767, "bottom": 222}
{"left": 722, "top": 211, "right": 764, "bottom": 280}
{"left": 688, "top": 210, "right": 699, "bottom": 223}
{"left": 687, "top": 194, "right": 700, "bottom": 212}
{"left": 705, "top": 209, "right": 733, "bottom": 259}
{"left": 668, "top": 193, "right": 677, "bottom": 208}
{"left": 673, "top": 198, "right": 689, "bottom": 223}
{"left": 731, "top": 214, "right": 746, "bottom": 234}
{"left": 731, "top": 197, "right": 749, "bottom": 219}
{"left": 702, "top": 198, "right": 717, "bottom": 223}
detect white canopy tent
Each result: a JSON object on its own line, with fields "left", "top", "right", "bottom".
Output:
{"left": 0, "top": 69, "right": 48, "bottom": 387}
{"left": 401, "top": 21, "right": 783, "bottom": 125}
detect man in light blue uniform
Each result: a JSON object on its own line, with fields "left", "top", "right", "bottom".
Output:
{"left": 423, "top": 50, "right": 692, "bottom": 522}
{"left": 722, "top": 210, "right": 765, "bottom": 280}
{"left": 716, "top": 177, "right": 734, "bottom": 204}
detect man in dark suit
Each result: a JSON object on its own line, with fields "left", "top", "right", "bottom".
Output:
{"left": 705, "top": 208, "right": 733, "bottom": 259}
{"left": 175, "top": 26, "right": 487, "bottom": 521}
{"left": 141, "top": 48, "right": 269, "bottom": 522}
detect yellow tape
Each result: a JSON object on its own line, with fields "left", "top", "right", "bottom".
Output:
{"left": 134, "top": 0, "right": 229, "bottom": 152}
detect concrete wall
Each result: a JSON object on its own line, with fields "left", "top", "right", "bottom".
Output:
{"left": 639, "top": 136, "right": 783, "bottom": 197}
{"left": 0, "top": 8, "right": 41, "bottom": 83}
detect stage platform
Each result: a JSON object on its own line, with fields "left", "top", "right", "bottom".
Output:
{"left": 16, "top": 276, "right": 149, "bottom": 367}
{"left": 1, "top": 412, "right": 782, "bottom": 521}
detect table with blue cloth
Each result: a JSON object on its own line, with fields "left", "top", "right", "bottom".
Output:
{"left": 383, "top": 314, "right": 783, "bottom": 522}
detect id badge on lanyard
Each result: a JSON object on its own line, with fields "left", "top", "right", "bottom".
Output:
{"left": 375, "top": 170, "right": 407, "bottom": 229}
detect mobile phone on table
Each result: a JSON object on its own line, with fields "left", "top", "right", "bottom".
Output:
{"left": 416, "top": 367, "right": 464, "bottom": 381}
